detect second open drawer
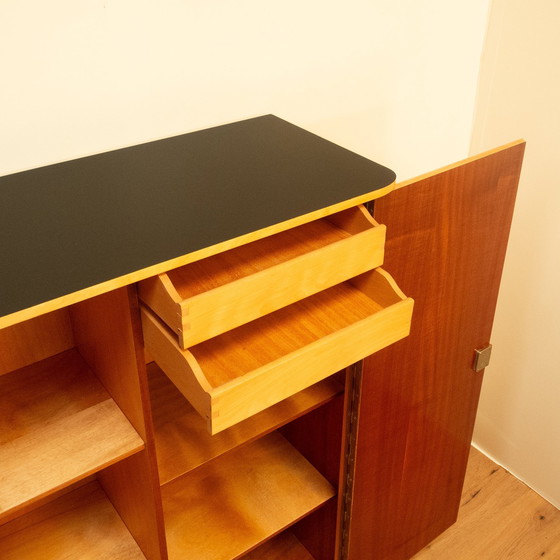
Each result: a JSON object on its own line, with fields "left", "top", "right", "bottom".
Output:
{"left": 141, "top": 268, "right": 413, "bottom": 434}
{"left": 138, "top": 205, "right": 385, "bottom": 348}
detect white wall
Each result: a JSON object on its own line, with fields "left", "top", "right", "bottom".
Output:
{"left": 0, "top": 0, "right": 489, "bottom": 183}
{"left": 471, "top": 0, "right": 560, "bottom": 508}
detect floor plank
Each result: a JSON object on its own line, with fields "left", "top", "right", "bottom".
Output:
{"left": 412, "top": 447, "right": 560, "bottom": 559}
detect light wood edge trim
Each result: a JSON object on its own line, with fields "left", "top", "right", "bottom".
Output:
{"left": 0, "top": 182, "right": 395, "bottom": 331}
{"left": 140, "top": 306, "right": 212, "bottom": 419}
{"left": 395, "top": 139, "right": 526, "bottom": 190}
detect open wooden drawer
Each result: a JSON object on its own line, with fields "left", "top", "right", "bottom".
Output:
{"left": 141, "top": 268, "right": 413, "bottom": 434}
{"left": 138, "top": 205, "right": 386, "bottom": 348}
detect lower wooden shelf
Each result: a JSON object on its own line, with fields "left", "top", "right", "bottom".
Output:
{"left": 161, "top": 431, "right": 335, "bottom": 560}
{"left": 0, "top": 481, "right": 146, "bottom": 559}
{"left": 241, "top": 531, "right": 315, "bottom": 559}
{"left": 0, "top": 349, "right": 145, "bottom": 521}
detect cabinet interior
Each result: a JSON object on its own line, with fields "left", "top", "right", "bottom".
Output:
{"left": 148, "top": 361, "right": 347, "bottom": 560}
{"left": 0, "top": 290, "right": 164, "bottom": 560}
{"left": 0, "top": 197, "right": 410, "bottom": 560}
{"left": 0, "top": 288, "right": 350, "bottom": 560}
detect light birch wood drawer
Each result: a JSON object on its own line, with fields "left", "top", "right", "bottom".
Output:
{"left": 138, "top": 205, "right": 385, "bottom": 349}
{"left": 141, "top": 268, "right": 413, "bottom": 434}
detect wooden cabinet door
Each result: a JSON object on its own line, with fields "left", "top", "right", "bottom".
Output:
{"left": 346, "top": 142, "right": 525, "bottom": 560}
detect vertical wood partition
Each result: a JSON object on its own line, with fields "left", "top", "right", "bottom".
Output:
{"left": 71, "top": 287, "right": 167, "bottom": 560}
{"left": 346, "top": 142, "right": 525, "bottom": 560}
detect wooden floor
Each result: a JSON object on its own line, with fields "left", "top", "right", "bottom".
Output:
{"left": 412, "top": 447, "right": 560, "bottom": 559}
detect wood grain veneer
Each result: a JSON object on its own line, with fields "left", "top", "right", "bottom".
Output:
{"left": 0, "top": 481, "right": 145, "bottom": 559}
{"left": 143, "top": 268, "right": 412, "bottom": 433}
{"left": 71, "top": 287, "right": 167, "bottom": 560}
{"left": 0, "top": 349, "right": 144, "bottom": 522}
{"left": 148, "top": 361, "right": 343, "bottom": 484}
{"left": 0, "top": 309, "right": 74, "bottom": 376}
{"left": 280, "top": 390, "right": 347, "bottom": 560}
{"left": 347, "top": 141, "right": 525, "bottom": 560}
{"left": 187, "top": 281, "right": 385, "bottom": 386}
{"left": 161, "top": 431, "right": 335, "bottom": 560}
{"left": 242, "top": 531, "right": 315, "bottom": 559}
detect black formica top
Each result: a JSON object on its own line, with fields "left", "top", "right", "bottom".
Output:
{"left": 0, "top": 115, "right": 395, "bottom": 319}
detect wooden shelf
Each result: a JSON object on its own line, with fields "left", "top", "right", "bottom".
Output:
{"left": 0, "top": 481, "right": 146, "bottom": 559}
{"left": 161, "top": 431, "right": 335, "bottom": 560}
{"left": 241, "top": 531, "right": 315, "bottom": 559}
{"left": 139, "top": 205, "right": 385, "bottom": 348}
{"left": 142, "top": 268, "right": 413, "bottom": 433}
{"left": 148, "top": 361, "right": 343, "bottom": 484}
{"left": 0, "top": 349, "right": 145, "bottom": 521}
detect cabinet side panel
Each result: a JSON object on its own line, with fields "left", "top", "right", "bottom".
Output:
{"left": 348, "top": 143, "right": 525, "bottom": 560}
{"left": 70, "top": 287, "right": 167, "bottom": 560}
{"left": 70, "top": 287, "right": 147, "bottom": 436}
